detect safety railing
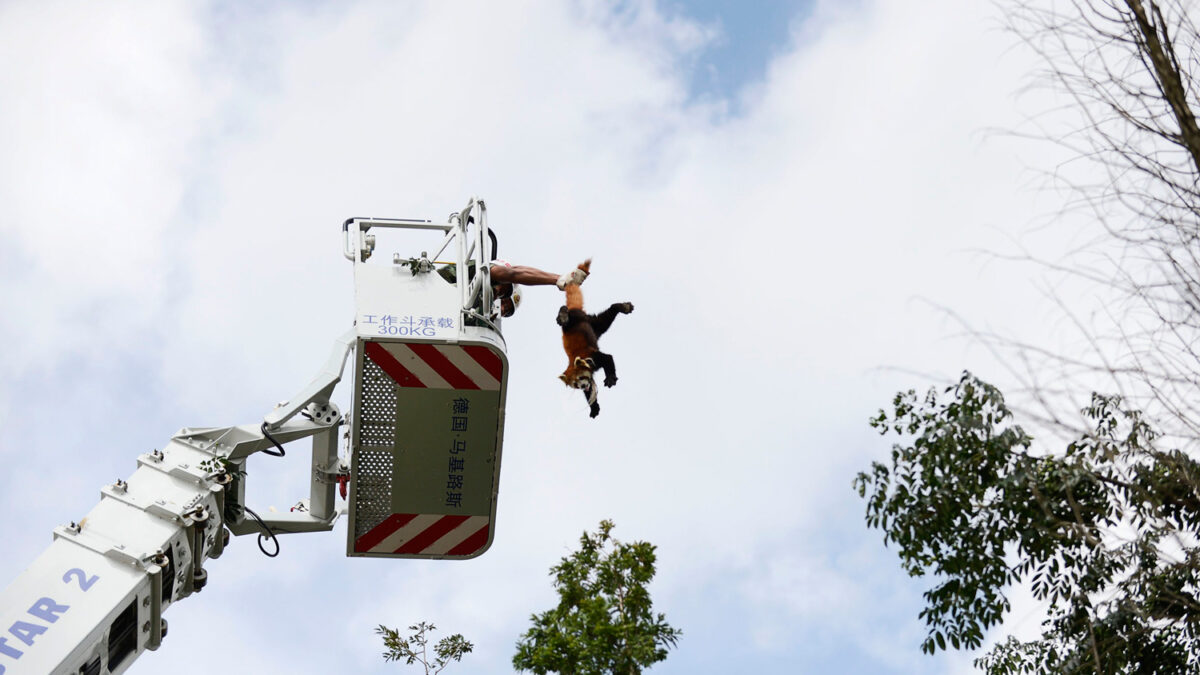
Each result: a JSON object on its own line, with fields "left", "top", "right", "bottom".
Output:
{"left": 341, "top": 196, "right": 501, "bottom": 332}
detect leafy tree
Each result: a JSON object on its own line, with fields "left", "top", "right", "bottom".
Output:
{"left": 376, "top": 621, "right": 473, "bottom": 674}
{"left": 859, "top": 0, "right": 1200, "bottom": 669}
{"left": 856, "top": 372, "right": 1200, "bottom": 674}
{"left": 513, "top": 519, "right": 681, "bottom": 675}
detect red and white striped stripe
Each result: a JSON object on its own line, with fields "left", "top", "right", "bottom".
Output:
{"left": 365, "top": 342, "right": 503, "bottom": 390}
{"left": 354, "top": 514, "right": 491, "bottom": 556}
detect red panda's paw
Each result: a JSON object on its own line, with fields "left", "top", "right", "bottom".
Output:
{"left": 618, "top": 302, "right": 633, "bottom": 314}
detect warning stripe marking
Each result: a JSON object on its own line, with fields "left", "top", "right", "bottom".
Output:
{"left": 366, "top": 341, "right": 503, "bottom": 390}
{"left": 358, "top": 514, "right": 440, "bottom": 553}
{"left": 364, "top": 342, "right": 424, "bottom": 388}
{"left": 439, "top": 345, "right": 501, "bottom": 390}
{"left": 355, "top": 513, "right": 491, "bottom": 557}
{"left": 354, "top": 513, "right": 419, "bottom": 552}
{"left": 446, "top": 524, "right": 491, "bottom": 556}
{"left": 463, "top": 345, "right": 504, "bottom": 382}
{"left": 407, "top": 343, "right": 478, "bottom": 390}
{"left": 395, "top": 515, "right": 469, "bottom": 554}
{"left": 388, "top": 343, "right": 450, "bottom": 389}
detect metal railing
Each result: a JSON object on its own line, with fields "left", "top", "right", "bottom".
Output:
{"left": 341, "top": 197, "right": 501, "bottom": 331}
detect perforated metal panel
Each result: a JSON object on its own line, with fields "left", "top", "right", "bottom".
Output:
{"left": 352, "top": 357, "right": 398, "bottom": 542}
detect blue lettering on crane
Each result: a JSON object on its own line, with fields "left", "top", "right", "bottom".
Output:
{"left": 8, "top": 622, "right": 46, "bottom": 646}
{"left": 27, "top": 598, "right": 69, "bottom": 624}
{"left": 63, "top": 569, "right": 98, "bottom": 592}
{"left": 0, "top": 568, "right": 100, "bottom": 671}
{"left": 376, "top": 323, "right": 437, "bottom": 337}
{"left": 0, "top": 638, "right": 21, "bottom": 657}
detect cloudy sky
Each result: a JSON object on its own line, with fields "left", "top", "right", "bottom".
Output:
{"left": 0, "top": 0, "right": 1089, "bottom": 673}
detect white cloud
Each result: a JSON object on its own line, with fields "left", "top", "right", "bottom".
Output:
{"left": 0, "top": 1, "right": 221, "bottom": 374}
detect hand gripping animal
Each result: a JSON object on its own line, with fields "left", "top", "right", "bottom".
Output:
{"left": 556, "top": 259, "right": 634, "bottom": 418}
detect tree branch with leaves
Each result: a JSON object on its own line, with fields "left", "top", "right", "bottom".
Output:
{"left": 857, "top": 372, "right": 1200, "bottom": 673}
{"left": 376, "top": 622, "right": 473, "bottom": 674}
{"left": 859, "top": 0, "right": 1200, "bottom": 671}
{"left": 513, "top": 520, "right": 681, "bottom": 675}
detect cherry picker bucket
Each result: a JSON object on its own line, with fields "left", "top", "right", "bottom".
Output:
{"left": 342, "top": 201, "right": 509, "bottom": 560}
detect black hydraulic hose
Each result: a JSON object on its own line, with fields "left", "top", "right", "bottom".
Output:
{"left": 242, "top": 507, "right": 280, "bottom": 558}
{"left": 260, "top": 421, "right": 286, "bottom": 457}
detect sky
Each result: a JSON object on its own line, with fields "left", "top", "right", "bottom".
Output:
{"left": 0, "top": 0, "right": 1095, "bottom": 673}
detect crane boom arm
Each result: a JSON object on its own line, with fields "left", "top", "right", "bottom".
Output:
{"left": 0, "top": 351, "right": 347, "bottom": 675}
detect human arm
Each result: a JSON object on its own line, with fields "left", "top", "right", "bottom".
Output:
{"left": 489, "top": 264, "right": 559, "bottom": 286}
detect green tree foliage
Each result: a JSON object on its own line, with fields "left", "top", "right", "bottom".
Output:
{"left": 855, "top": 0, "right": 1200, "bottom": 670}
{"left": 376, "top": 621, "right": 473, "bottom": 674}
{"left": 856, "top": 372, "right": 1200, "bottom": 673}
{"left": 513, "top": 519, "right": 681, "bottom": 675}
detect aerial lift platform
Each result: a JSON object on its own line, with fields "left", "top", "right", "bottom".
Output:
{"left": 0, "top": 198, "right": 508, "bottom": 674}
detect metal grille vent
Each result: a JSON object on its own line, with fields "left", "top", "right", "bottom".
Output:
{"left": 354, "top": 357, "right": 397, "bottom": 540}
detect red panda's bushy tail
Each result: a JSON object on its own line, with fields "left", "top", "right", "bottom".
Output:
{"left": 563, "top": 259, "right": 591, "bottom": 311}
{"left": 565, "top": 284, "right": 584, "bottom": 311}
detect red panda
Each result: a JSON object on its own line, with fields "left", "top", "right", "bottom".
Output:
{"left": 556, "top": 259, "right": 633, "bottom": 418}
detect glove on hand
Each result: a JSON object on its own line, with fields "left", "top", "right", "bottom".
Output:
{"left": 556, "top": 266, "right": 589, "bottom": 290}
